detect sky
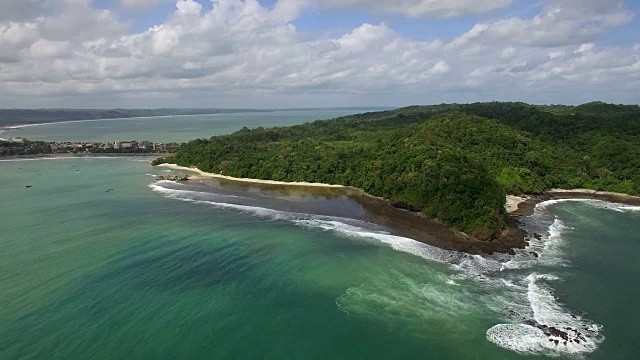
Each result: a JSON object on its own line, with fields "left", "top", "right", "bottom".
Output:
{"left": 0, "top": 0, "right": 639, "bottom": 108}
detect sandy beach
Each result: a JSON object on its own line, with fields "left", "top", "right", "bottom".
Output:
{"left": 157, "top": 163, "right": 348, "bottom": 188}
{"left": 505, "top": 195, "right": 529, "bottom": 213}
{"left": 507, "top": 189, "right": 640, "bottom": 217}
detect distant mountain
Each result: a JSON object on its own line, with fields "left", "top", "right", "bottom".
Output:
{"left": 0, "top": 107, "right": 390, "bottom": 127}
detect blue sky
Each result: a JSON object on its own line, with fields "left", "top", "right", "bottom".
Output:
{"left": 0, "top": 0, "right": 638, "bottom": 108}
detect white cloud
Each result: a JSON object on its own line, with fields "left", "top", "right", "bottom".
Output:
{"left": 450, "top": 0, "right": 634, "bottom": 47}
{"left": 29, "top": 39, "right": 71, "bottom": 59}
{"left": 316, "top": 0, "right": 513, "bottom": 19}
{"left": 500, "top": 47, "right": 517, "bottom": 60}
{"left": 0, "top": 0, "right": 638, "bottom": 107}
{"left": 0, "top": 0, "right": 51, "bottom": 21}
{"left": 40, "top": 0, "right": 127, "bottom": 42}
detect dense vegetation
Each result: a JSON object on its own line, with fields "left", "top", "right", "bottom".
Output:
{"left": 154, "top": 102, "right": 640, "bottom": 240}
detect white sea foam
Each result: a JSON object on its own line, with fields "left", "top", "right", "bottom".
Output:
{"left": 148, "top": 182, "right": 544, "bottom": 275}
{"left": 151, "top": 183, "right": 533, "bottom": 275}
{"left": 537, "top": 198, "right": 640, "bottom": 213}
{"left": 149, "top": 181, "right": 608, "bottom": 357}
{"left": 487, "top": 273, "right": 603, "bottom": 357}
{"left": 149, "top": 182, "right": 460, "bottom": 264}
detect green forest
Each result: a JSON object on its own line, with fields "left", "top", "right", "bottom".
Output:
{"left": 154, "top": 102, "right": 640, "bottom": 241}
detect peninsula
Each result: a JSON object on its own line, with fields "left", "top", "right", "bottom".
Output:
{"left": 153, "top": 101, "right": 640, "bottom": 250}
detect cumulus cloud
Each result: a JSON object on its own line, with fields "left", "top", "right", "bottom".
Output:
{"left": 450, "top": 0, "right": 634, "bottom": 47}
{"left": 316, "top": 0, "right": 513, "bottom": 19}
{"left": 0, "top": 0, "right": 638, "bottom": 107}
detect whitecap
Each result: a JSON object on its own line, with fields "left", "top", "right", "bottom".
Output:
{"left": 486, "top": 273, "right": 604, "bottom": 357}
{"left": 537, "top": 198, "right": 640, "bottom": 213}
{"left": 149, "top": 181, "right": 608, "bottom": 357}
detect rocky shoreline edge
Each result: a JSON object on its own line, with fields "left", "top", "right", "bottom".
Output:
{"left": 154, "top": 163, "right": 639, "bottom": 255}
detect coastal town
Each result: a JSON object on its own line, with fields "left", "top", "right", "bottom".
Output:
{"left": 0, "top": 136, "right": 182, "bottom": 157}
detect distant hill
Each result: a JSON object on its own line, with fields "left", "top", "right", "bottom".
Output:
{"left": 0, "top": 107, "right": 389, "bottom": 127}
{"left": 154, "top": 102, "right": 640, "bottom": 241}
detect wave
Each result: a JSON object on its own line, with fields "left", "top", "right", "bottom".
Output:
{"left": 538, "top": 198, "right": 640, "bottom": 213}
{"left": 147, "top": 182, "right": 573, "bottom": 275}
{"left": 148, "top": 182, "right": 528, "bottom": 271}
{"left": 486, "top": 273, "right": 604, "bottom": 357}
{"left": 149, "top": 181, "right": 607, "bottom": 357}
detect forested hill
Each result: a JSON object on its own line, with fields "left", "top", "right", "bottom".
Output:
{"left": 153, "top": 102, "right": 640, "bottom": 241}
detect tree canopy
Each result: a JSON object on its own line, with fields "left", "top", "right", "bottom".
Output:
{"left": 154, "top": 102, "right": 640, "bottom": 240}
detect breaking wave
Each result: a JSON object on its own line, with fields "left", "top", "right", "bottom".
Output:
{"left": 149, "top": 181, "right": 606, "bottom": 357}
{"left": 486, "top": 274, "right": 604, "bottom": 357}
{"left": 538, "top": 198, "right": 640, "bottom": 213}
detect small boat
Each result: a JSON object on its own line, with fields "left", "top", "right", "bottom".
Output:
{"left": 26, "top": 185, "right": 32, "bottom": 188}
{"left": 105, "top": 188, "right": 114, "bottom": 193}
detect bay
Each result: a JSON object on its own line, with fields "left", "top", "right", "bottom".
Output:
{"left": 0, "top": 109, "right": 376, "bottom": 143}
{"left": 1, "top": 113, "right": 639, "bottom": 359}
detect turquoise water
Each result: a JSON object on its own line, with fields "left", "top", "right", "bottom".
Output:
{"left": 1, "top": 158, "right": 639, "bottom": 359}
{"left": 0, "top": 110, "right": 377, "bottom": 143}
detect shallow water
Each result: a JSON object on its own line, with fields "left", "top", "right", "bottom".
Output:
{"left": 1, "top": 158, "right": 639, "bottom": 359}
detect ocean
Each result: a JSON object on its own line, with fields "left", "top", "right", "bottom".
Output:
{"left": 1, "top": 113, "right": 639, "bottom": 359}
{"left": 0, "top": 110, "right": 376, "bottom": 143}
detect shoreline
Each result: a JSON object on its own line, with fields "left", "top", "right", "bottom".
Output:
{"left": 156, "top": 163, "right": 640, "bottom": 254}
{"left": 0, "top": 153, "right": 171, "bottom": 161}
{"left": 156, "top": 163, "right": 527, "bottom": 254}
{"left": 157, "top": 163, "right": 348, "bottom": 188}
{"left": 508, "top": 189, "right": 640, "bottom": 217}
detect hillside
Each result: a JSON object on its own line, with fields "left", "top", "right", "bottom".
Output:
{"left": 153, "top": 102, "right": 640, "bottom": 241}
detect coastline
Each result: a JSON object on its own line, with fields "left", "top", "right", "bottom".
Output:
{"left": 157, "top": 163, "right": 348, "bottom": 188}
{"left": 508, "top": 189, "right": 640, "bottom": 217}
{"left": 156, "top": 163, "right": 527, "bottom": 254}
{"left": 156, "top": 163, "right": 640, "bottom": 254}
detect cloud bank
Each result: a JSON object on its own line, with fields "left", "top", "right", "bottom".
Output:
{"left": 0, "top": 0, "right": 638, "bottom": 107}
